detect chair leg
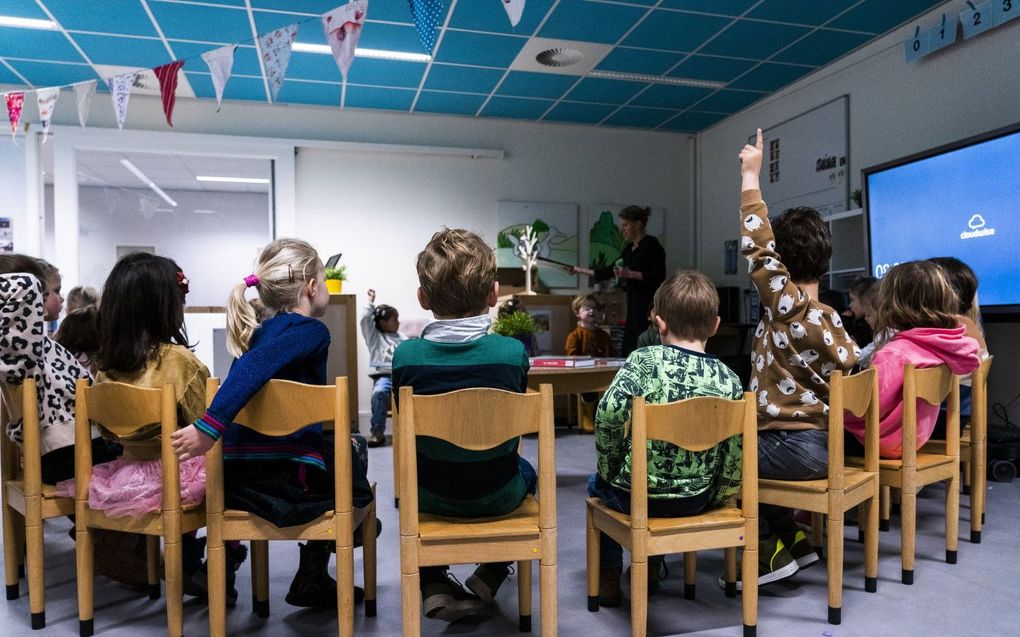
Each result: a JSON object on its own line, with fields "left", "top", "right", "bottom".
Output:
{"left": 863, "top": 492, "right": 879, "bottom": 593}
{"left": 901, "top": 488, "right": 917, "bottom": 584}
{"left": 337, "top": 542, "right": 355, "bottom": 637}
{"left": 75, "top": 527, "right": 94, "bottom": 637}
{"left": 539, "top": 555, "right": 557, "bottom": 637}
{"left": 811, "top": 512, "right": 825, "bottom": 558}
{"left": 26, "top": 501, "right": 45, "bottom": 628}
{"left": 723, "top": 547, "right": 737, "bottom": 598}
{"left": 363, "top": 500, "right": 378, "bottom": 617}
{"left": 251, "top": 540, "right": 270, "bottom": 617}
{"left": 2, "top": 502, "right": 20, "bottom": 600}
{"left": 146, "top": 535, "right": 160, "bottom": 600}
{"left": 741, "top": 546, "right": 758, "bottom": 636}
{"left": 517, "top": 560, "right": 532, "bottom": 632}
{"left": 164, "top": 533, "right": 183, "bottom": 637}
{"left": 961, "top": 458, "right": 971, "bottom": 495}
{"left": 392, "top": 423, "right": 400, "bottom": 509}
{"left": 585, "top": 506, "right": 600, "bottom": 611}
{"left": 683, "top": 552, "right": 696, "bottom": 600}
{"left": 630, "top": 558, "right": 648, "bottom": 637}
{"left": 971, "top": 442, "right": 986, "bottom": 543}
{"left": 946, "top": 473, "right": 960, "bottom": 564}
{"left": 401, "top": 569, "right": 421, "bottom": 637}
{"left": 826, "top": 513, "right": 844, "bottom": 625}
{"left": 207, "top": 542, "right": 227, "bottom": 637}
{"left": 880, "top": 485, "right": 891, "bottom": 532}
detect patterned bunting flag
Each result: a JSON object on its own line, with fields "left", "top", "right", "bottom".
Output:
{"left": 153, "top": 60, "right": 185, "bottom": 127}
{"left": 74, "top": 80, "right": 96, "bottom": 128}
{"left": 322, "top": 1, "right": 368, "bottom": 80}
{"left": 35, "top": 87, "right": 60, "bottom": 142}
{"left": 201, "top": 44, "right": 236, "bottom": 110}
{"left": 6, "top": 92, "right": 24, "bottom": 140}
{"left": 501, "top": 0, "right": 525, "bottom": 28}
{"left": 108, "top": 72, "right": 136, "bottom": 130}
{"left": 407, "top": 0, "right": 444, "bottom": 54}
{"left": 258, "top": 24, "right": 299, "bottom": 101}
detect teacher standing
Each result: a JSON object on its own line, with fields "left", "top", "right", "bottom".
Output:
{"left": 574, "top": 206, "right": 666, "bottom": 356}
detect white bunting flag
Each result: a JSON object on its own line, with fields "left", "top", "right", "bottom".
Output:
{"left": 74, "top": 80, "right": 96, "bottom": 129}
{"left": 501, "top": 0, "right": 526, "bottom": 28}
{"left": 322, "top": 1, "right": 368, "bottom": 80}
{"left": 201, "top": 44, "right": 236, "bottom": 110}
{"left": 258, "top": 23, "right": 299, "bottom": 101}
{"left": 108, "top": 73, "right": 135, "bottom": 130}
{"left": 34, "top": 87, "right": 60, "bottom": 142}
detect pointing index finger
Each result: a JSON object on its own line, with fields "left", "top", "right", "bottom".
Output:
{"left": 756, "top": 127, "right": 763, "bottom": 150}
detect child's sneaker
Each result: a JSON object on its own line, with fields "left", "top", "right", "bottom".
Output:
{"left": 717, "top": 533, "right": 799, "bottom": 591}
{"left": 780, "top": 529, "right": 820, "bottom": 568}
{"left": 465, "top": 562, "right": 512, "bottom": 604}
{"left": 422, "top": 571, "right": 487, "bottom": 622}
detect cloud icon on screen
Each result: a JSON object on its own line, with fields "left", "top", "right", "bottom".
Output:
{"left": 968, "top": 214, "right": 986, "bottom": 229}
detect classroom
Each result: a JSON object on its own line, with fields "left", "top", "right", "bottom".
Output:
{"left": 0, "top": 1, "right": 1018, "bottom": 635}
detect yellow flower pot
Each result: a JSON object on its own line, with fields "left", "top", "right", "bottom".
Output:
{"left": 325, "top": 279, "right": 343, "bottom": 294}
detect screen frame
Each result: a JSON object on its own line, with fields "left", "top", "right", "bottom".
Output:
{"left": 862, "top": 120, "right": 1020, "bottom": 318}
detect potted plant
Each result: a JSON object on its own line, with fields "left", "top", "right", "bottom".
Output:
{"left": 491, "top": 310, "right": 539, "bottom": 354}
{"left": 325, "top": 265, "right": 347, "bottom": 294}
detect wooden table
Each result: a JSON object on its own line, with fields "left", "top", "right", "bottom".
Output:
{"left": 527, "top": 365, "right": 620, "bottom": 395}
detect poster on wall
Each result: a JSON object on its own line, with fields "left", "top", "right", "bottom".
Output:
{"left": 497, "top": 201, "right": 578, "bottom": 289}
{"left": 0, "top": 218, "right": 12, "bottom": 252}
{"left": 587, "top": 204, "right": 666, "bottom": 273}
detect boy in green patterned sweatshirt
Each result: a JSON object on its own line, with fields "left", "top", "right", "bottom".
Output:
{"left": 590, "top": 269, "right": 744, "bottom": 606}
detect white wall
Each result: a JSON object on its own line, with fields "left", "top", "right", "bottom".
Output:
{"left": 0, "top": 142, "right": 27, "bottom": 253}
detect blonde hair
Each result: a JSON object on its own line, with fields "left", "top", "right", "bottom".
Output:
{"left": 416, "top": 228, "right": 496, "bottom": 317}
{"left": 66, "top": 285, "right": 99, "bottom": 312}
{"left": 227, "top": 238, "right": 322, "bottom": 357}
{"left": 653, "top": 270, "right": 719, "bottom": 341}
{"left": 875, "top": 261, "right": 959, "bottom": 335}
{"left": 571, "top": 294, "right": 602, "bottom": 315}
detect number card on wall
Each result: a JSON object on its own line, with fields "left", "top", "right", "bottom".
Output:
{"left": 904, "top": 25, "right": 929, "bottom": 61}
{"left": 927, "top": 13, "right": 958, "bottom": 53}
{"left": 991, "top": 0, "right": 1019, "bottom": 25}
{"left": 961, "top": 1, "right": 994, "bottom": 38}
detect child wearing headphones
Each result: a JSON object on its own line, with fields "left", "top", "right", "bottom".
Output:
{"left": 360, "top": 289, "right": 405, "bottom": 447}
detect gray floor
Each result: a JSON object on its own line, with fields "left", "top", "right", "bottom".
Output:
{"left": 3, "top": 425, "right": 1019, "bottom": 636}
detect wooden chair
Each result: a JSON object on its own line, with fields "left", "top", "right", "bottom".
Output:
{"left": 586, "top": 392, "right": 759, "bottom": 637}
{"left": 2, "top": 379, "right": 75, "bottom": 629}
{"left": 204, "top": 377, "right": 377, "bottom": 637}
{"left": 758, "top": 370, "right": 880, "bottom": 625}
{"left": 397, "top": 384, "right": 557, "bottom": 636}
{"left": 73, "top": 379, "right": 202, "bottom": 637}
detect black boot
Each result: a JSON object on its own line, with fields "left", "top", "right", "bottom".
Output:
{"left": 285, "top": 541, "right": 364, "bottom": 608}
{"left": 184, "top": 540, "right": 247, "bottom": 607}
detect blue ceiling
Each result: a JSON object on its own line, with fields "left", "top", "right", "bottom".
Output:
{"left": 0, "top": 0, "right": 946, "bottom": 133}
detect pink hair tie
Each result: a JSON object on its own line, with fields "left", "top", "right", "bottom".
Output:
{"left": 243, "top": 274, "right": 260, "bottom": 288}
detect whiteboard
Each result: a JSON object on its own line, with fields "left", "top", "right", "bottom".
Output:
{"left": 753, "top": 96, "right": 849, "bottom": 217}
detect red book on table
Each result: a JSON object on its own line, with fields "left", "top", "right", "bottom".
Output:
{"left": 529, "top": 356, "right": 596, "bottom": 368}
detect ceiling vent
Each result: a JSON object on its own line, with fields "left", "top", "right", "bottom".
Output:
{"left": 535, "top": 47, "right": 584, "bottom": 68}
{"left": 509, "top": 38, "right": 612, "bottom": 76}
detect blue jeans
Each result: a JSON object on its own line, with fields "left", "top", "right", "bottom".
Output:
{"left": 758, "top": 429, "right": 828, "bottom": 537}
{"left": 370, "top": 375, "right": 392, "bottom": 435}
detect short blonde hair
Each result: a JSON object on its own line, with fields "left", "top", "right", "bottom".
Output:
{"left": 571, "top": 294, "right": 602, "bottom": 315}
{"left": 416, "top": 228, "right": 495, "bottom": 317}
{"left": 875, "top": 261, "right": 959, "bottom": 334}
{"left": 227, "top": 238, "right": 322, "bottom": 356}
{"left": 653, "top": 270, "right": 718, "bottom": 342}
{"left": 66, "top": 285, "right": 99, "bottom": 312}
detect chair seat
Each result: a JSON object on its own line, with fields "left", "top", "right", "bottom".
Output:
{"left": 760, "top": 467, "right": 875, "bottom": 495}
{"left": 877, "top": 453, "right": 955, "bottom": 471}
{"left": 419, "top": 496, "right": 540, "bottom": 543}
{"left": 587, "top": 498, "right": 746, "bottom": 534}
{"left": 5, "top": 480, "right": 75, "bottom": 517}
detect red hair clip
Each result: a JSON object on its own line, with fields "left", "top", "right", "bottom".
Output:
{"left": 176, "top": 271, "right": 190, "bottom": 296}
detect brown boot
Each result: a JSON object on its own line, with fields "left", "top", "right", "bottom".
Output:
{"left": 599, "top": 566, "right": 622, "bottom": 607}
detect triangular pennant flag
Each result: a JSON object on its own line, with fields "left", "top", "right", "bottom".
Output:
{"left": 153, "top": 60, "right": 185, "bottom": 127}
{"left": 201, "top": 45, "right": 236, "bottom": 110}
{"left": 35, "top": 87, "right": 60, "bottom": 142}
{"left": 501, "top": 0, "right": 525, "bottom": 28}
{"left": 74, "top": 80, "right": 96, "bottom": 128}
{"left": 407, "top": 0, "right": 444, "bottom": 54}
{"left": 6, "top": 92, "right": 24, "bottom": 141}
{"left": 258, "top": 23, "right": 299, "bottom": 101}
{"left": 322, "top": 1, "right": 368, "bottom": 80}
{"left": 108, "top": 72, "right": 136, "bottom": 130}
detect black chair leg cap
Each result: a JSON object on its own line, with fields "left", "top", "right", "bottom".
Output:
{"left": 684, "top": 583, "right": 696, "bottom": 600}
{"left": 902, "top": 569, "right": 914, "bottom": 585}
{"left": 743, "top": 624, "right": 756, "bottom": 637}
{"left": 946, "top": 550, "right": 957, "bottom": 564}
{"left": 587, "top": 595, "right": 599, "bottom": 612}
{"left": 394, "top": 498, "right": 399, "bottom": 509}
{"left": 865, "top": 576, "right": 877, "bottom": 593}
{"left": 148, "top": 583, "right": 160, "bottom": 600}
{"left": 519, "top": 614, "right": 532, "bottom": 632}
{"left": 80, "top": 619, "right": 94, "bottom": 637}
{"left": 880, "top": 520, "right": 890, "bottom": 532}
{"left": 725, "top": 582, "right": 737, "bottom": 598}
{"left": 828, "top": 606, "right": 841, "bottom": 625}
{"left": 6, "top": 584, "right": 18, "bottom": 600}
{"left": 971, "top": 530, "right": 982, "bottom": 544}
{"left": 254, "top": 600, "right": 270, "bottom": 618}
{"left": 365, "top": 599, "right": 376, "bottom": 617}
{"left": 31, "top": 610, "right": 45, "bottom": 630}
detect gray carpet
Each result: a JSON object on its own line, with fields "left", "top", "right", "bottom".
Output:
{"left": 3, "top": 425, "right": 1018, "bottom": 636}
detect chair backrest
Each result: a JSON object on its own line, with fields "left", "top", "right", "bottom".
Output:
{"left": 828, "top": 368, "right": 880, "bottom": 486}
{"left": 902, "top": 364, "right": 959, "bottom": 467}
{"left": 630, "top": 393, "right": 758, "bottom": 529}
{"left": 73, "top": 378, "right": 179, "bottom": 512}
{"left": 203, "top": 377, "right": 352, "bottom": 519}
{"left": 0, "top": 379, "right": 40, "bottom": 489}
{"left": 397, "top": 384, "right": 556, "bottom": 535}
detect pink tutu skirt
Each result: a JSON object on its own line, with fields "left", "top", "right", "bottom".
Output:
{"left": 56, "top": 456, "right": 206, "bottom": 518}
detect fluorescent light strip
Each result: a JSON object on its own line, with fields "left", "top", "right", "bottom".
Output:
{"left": 195, "top": 175, "right": 270, "bottom": 184}
{"left": 292, "top": 42, "right": 431, "bottom": 63}
{"left": 587, "top": 70, "right": 726, "bottom": 90}
{"left": 0, "top": 15, "right": 57, "bottom": 30}
{"left": 120, "top": 159, "right": 177, "bottom": 208}
{"left": 193, "top": 209, "right": 218, "bottom": 214}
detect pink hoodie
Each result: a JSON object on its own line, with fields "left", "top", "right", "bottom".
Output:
{"left": 845, "top": 326, "right": 979, "bottom": 458}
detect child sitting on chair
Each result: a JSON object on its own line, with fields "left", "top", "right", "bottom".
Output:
{"left": 589, "top": 269, "right": 744, "bottom": 606}
{"left": 360, "top": 288, "right": 405, "bottom": 447}
{"left": 566, "top": 294, "right": 610, "bottom": 433}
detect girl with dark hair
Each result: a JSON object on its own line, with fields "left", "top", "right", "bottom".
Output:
{"left": 359, "top": 288, "right": 405, "bottom": 447}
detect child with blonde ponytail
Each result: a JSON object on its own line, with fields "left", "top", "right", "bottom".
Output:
{"left": 171, "top": 238, "right": 374, "bottom": 608}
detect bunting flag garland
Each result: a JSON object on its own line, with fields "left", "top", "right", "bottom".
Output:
{"left": 258, "top": 23, "right": 299, "bottom": 101}
{"left": 153, "top": 60, "right": 185, "bottom": 127}
{"left": 74, "top": 80, "right": 96, "bottom": 128}
{"left": 108, "top": 72, "right": 136, "bottom": 130}
{"left": 501, "top": 0, "right": 525, "bottom": 28}
{"left": 34, "top": 87, "right": 60, "bottom": 142}
{"left": 322, "top": 1, "right": 368, "bottom": 80}
{"left": 6, "top": 92, "right": 24, "bottom": 140}
{"left": 407, "top": 0, "right": 443, "bottom": 54}
{"left": 201, "top": 45, "right": 236, "bottom": 110}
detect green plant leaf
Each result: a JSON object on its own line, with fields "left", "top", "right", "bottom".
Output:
{"left": 491, "top": 311, "right": 539, "bottom": 336}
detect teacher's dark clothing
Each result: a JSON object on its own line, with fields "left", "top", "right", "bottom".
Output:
{"left": 595, "top": 235, "right": 666, "bottom": 355}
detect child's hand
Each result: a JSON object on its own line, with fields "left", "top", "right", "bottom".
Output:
{"left": 739, "top": 128, "right": 763, "bottom": 190}
{"left": 367, "top": 289, "right": 376, "bottom": 303}
{"left": 170, "top": 424, "right": 216, "bottom": 462}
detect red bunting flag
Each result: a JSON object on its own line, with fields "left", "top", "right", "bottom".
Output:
{"left": 153, "top": 60, "right": 185, "bottom": 127}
